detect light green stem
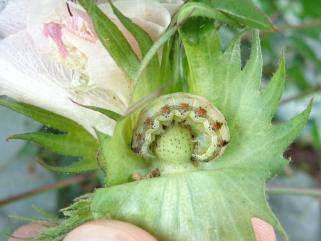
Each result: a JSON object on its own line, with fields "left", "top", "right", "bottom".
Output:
{"left": 268, "top": 187, "right": 321, "bottom": 198}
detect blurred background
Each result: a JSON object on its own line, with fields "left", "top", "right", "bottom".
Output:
{"left": 0, "top": 0, "right": 320, "bottom": 240}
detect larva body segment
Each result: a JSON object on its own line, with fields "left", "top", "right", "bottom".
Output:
{"left": 132, "top": 93, "right": 230, "bottom": 163}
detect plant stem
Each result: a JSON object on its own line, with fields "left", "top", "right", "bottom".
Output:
{"left": 279, "top": 19, "right": 321, "bottom": 32}
{"left": 268, "top": 187, "right": 321, "bottom": 198}
{"left": 0, "top": 174, "right": 92, "bottom": 207}
{"left": 263, "top": 18, "right": 321, "bottom": 35}
{"left": 281, "top": 85, "right": 321, "bottom": 105}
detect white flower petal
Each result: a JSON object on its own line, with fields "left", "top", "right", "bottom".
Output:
{"left": 61, "top": 30, "right": 132, "bottom": 109}
{"left": 26, "top": 1, "right": 135, "bottom": 109}
{"left": 0, "top": 31, "right": 115, "bottom": 136}
{"left": 158, "top": 0, "right": 184, "bottom": 15}
{"left": 0, "top": 0, "right": 29, "bottom": 37}
{"left": 102, "top": 0, "right": 172, "bottom": 39}
{"left": 28, "top": 0, "right": 69, "bottom": 24}
{"left": 0, "top": 0, "right": 179, "bottom": 139}
{"left": 26, "top": 0, "right": 174, "bottom": 98}
{"left": 26, "top": 0, "right": 69, "bottom": 52}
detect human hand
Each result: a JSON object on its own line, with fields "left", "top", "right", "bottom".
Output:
{"left": 251, "top": 217, "right": 277, "bottom": 241}
{"left": 9, "top": 217, "right": 276, "bottom": 241}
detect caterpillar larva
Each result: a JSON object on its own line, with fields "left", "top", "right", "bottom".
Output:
{"left": 132, "top": 93, "right": 230, "bottom": 163}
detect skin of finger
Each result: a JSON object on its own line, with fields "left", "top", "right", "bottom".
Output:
{"left": 8, "top": 223, "right": 45, "bottom": 241}
{"left": 251, "top": 217, "right": 277, "bottom": 241}
{"left": 63, "top": 220, "right": 158, "bottom": 241}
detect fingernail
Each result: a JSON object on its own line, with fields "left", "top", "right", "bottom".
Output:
{"left": 251, "top": 217, "right": 277, "bottom": 241}
{"left": 63, "top": 220, "right": 157, "bottom": 241}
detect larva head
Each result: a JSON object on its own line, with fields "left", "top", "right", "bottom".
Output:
{"left": 132, "top": 93, "right": 230, "bottom": 165}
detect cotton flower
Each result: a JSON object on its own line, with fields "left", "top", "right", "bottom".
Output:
{"left": 0, "top": 0, "right": 183, "bottom": 136}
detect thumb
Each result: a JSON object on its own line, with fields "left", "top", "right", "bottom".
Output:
{"left": 252, "top": 217, "right": 277, "bottom": 241}
{"left": 63, "top": 220, "right": 157, "bottom": 241}
{"left": 9, "top": 223, "right": 45, "bottom": 241}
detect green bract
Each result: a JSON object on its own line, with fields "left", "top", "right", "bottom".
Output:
{"left": 0, "top": 1, "right": 312, "bottom": 241}
{"left": 0, "top": 97, "right": 99, "bottom": 173}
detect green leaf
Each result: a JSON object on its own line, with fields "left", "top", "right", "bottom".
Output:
{"left": 0, "top": 96, "right": 87, "bottom": 134}
{"left": 109, "top": 2, "right": 158, "bottom": 63}
{"left": 91, "top": 168, "right": 285, "bottom": 241}
{"left": 133, "top": 25, "right": 179, "bottom": 87}
{"left": 158, "top": 34, "right": 175, "bottom": 89}
{"left": 167, "top": 28, "right": 309, "bottom": 240}
{"left": 97, "top": 115, "right": 151, "bottom": 186}
{"left": 179, "top": 18, "right": 221, "bottom": 95}
{"left": 38, "top": 194, "right": 93, "bottom": 241}
{"left": 38, "top": 157, "right": 97, "bottom": 173}
{"left": 134, "top": 0, "right": 273, "bottom": 93}
{"left": 177, "top": 2, "right": 241, "bottom": 27}
{"left": 71, "top": 99, "right": 122, "bottom": 121}
{"left": 180, "top": 0, "right": 274, "bottom": 30}
{"left": 109, "top": 2, "right": 164, "bottom": 101}
{"left": 252, "top": 0, "right": 278, "bottom": 15}
{"left": 301, "top": 0, "right": 321, "bottom": 18}
{"left": 167, "top": 34, "right": 189, "bottom": 92}
{"left": 155, "top": 33, "right": 189, "bottom": 94}
{"left": 0, "top": 96, "right": 98, "bottom": 173}
{"left": 78, "top": 0, "right": 140, "bottom": 80}
{"left": 8, "top": 132, "right": 90, "bottom": 157}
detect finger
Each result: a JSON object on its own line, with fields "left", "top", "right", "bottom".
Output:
{"left": 9, "top": 223, "right": 45, "bottom": 241}
{"left": 63, "top": 220, "right": 157, "bottom": 241}
{"left": 251, "top": 217, "right": 277, "bottom": 241}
